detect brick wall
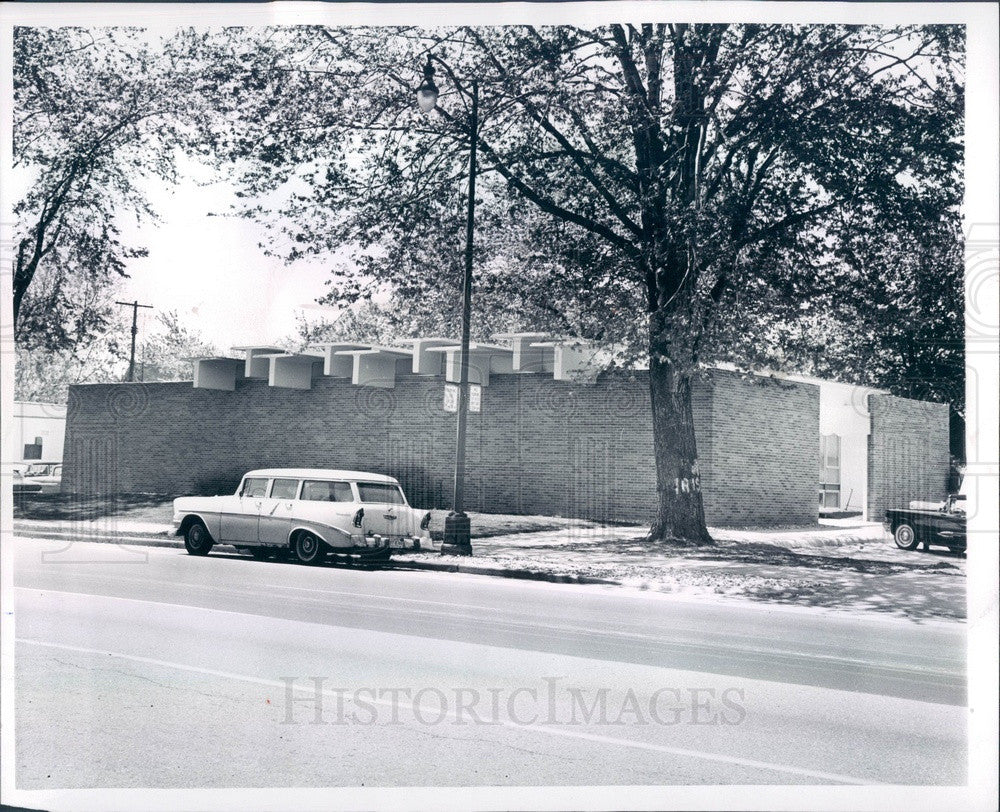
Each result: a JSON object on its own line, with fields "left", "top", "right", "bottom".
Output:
{"left": 867, "top": 393, "right": 950, "bottom": 521}
{"left": 701, "top": 373, "right": 820, "bottom": 526}
{"left": 62, "top": 368, "right": 820, "bottom": 527}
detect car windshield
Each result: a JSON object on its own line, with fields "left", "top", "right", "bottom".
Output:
{"left": 357, "top": 482, "right": 405, "bottom": 505}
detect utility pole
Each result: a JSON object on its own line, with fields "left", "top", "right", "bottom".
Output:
{"left": 115, "top": 300, "right": 153, "bottom": 383}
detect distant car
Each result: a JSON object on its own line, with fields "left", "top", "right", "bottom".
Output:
{"left": 173, "top": 468, "right": 434, "bottom": 564}
{"left": 884, "top": 493, "right": 967, "bottom": 553}
{"left": 13, "top": 461, "right": 61, "bottom": 494}
{"left": 12, "top": 464, "right": 41, "bottom": 494}
{"left": 27, "top": 462, "right": 62, "bottom": 494}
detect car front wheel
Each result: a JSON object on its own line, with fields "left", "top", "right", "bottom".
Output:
{"left": 184, "top": 521, "right": 214, "bottom": 556}
{"left": 293, "top": 533, "right": 326, "bottom": 565}
{"left": 893, "top": 523, "right": 919, "bottom": 551}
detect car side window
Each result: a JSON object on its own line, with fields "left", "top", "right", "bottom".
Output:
{"left": 331, "top": 482, "right": 354, "bottom": 502}
{"left": 357, "top": 482, "right": 406, "bottom": 505}
{"left": 270, "top": 478, "right": 299, "bottom": 500}
{"left": 301, "top": 480, "right": 353, "bottom": 502}
{"left": 240, "top": 477, "right": 269, "bottom": 498}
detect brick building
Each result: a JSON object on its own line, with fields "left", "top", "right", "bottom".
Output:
{"left": 61, "top": 337, "right": 950, "bottom": 525}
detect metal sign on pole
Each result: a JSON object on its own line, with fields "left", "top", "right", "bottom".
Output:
{"left": 443, "top": 383, "right": 459, "bottom": 413}
{"left": 444, "top": 383, "right": 481, "bottom": 413}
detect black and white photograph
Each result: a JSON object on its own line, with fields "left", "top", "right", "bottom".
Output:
{"left": 1, "top": 2, "right": 997, "bottom": 810}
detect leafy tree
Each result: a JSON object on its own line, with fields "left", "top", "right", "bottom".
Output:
{"left": 15, "top": 308, "right": 217, "bottom": 401}
{"left": 137, "top": 310, "right": 219, "bottom": 382}
{"left": 14, "top": 340, "right": 124, "bottom": 404}
{"left": 827, "top": 217, "right": 964, "bottom": 415}
{"left": 204, "top": 24, "right": 962, "bottom": 544}
{"left": 12, "top": 27, "right": 204, "bottom": 350}
{"left": 813, "top": 214, "right": 965, "bottom": 459}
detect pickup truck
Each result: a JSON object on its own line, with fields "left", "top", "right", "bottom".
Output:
{"left": 884, "top": 493, "right": 966, "bottom": 553}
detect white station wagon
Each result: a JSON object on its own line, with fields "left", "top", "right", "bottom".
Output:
{"left": 173, "top": 468, "right": 433, "bottom": 564}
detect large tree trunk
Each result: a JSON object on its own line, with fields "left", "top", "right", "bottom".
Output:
{"left": 647, "top": 333, "right": 714, "bottom": 546}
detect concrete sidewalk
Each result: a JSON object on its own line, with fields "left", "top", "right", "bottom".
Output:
{"left": 12, "top": 514, "right": 965, "bottom": 622}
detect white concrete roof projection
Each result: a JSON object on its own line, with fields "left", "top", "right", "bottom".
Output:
{"left": 191, "top": 334, "right": 611, "bottom": 391}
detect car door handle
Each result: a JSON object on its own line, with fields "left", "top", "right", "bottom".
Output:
{"left": 284, "top": 502, "right": 294, "bottom": 509}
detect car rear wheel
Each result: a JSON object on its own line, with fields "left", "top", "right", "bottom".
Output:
{"left": 184, "top": 521, "right": 214, "bottom": 556}
{"left": 893, "top": 523, "right": 919, "bottom": 551}
{"left": 293, "top": 533, "right": 326, "bottom": 565}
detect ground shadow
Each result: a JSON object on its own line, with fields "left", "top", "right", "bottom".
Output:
{"left": 14, "top": 492, "right": 173, "bottom": 521}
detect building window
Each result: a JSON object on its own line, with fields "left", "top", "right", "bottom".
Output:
{"left": 819, "top": 434, "right": 841, "bottom": 509}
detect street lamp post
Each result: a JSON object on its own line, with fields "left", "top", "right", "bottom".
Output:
{"left": 416, "top": 56, "right": 476, "bottom": 556}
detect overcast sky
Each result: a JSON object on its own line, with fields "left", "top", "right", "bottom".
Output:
{"left": 8, "top": 153, "right": 344, "bottom": 354}
{"left": 117, "top": 157, "right": 343, "bottom": 352}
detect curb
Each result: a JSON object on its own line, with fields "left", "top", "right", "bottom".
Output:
{"left": 14, "top": 529, "right": 619, "bottom": 587}
{"left": 14, "top": 522, "right": 175, "bottom": 539}
{"left": 16, "top": 530, "right": 186, "bottom": 549}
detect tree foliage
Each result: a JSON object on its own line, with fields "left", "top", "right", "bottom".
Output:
{"left": 204, "top": 26, "right": 959, "bottom": 349}
{"left": 201, "top": 23, "right": 962, "bottom": 542}
{"left": 15, "top": 309, "right": 217, "bottom": 402}
{"left": 11, "top": 24, "right": 960, "bottom": 541}
{"left": 137, "top": 310, "right": 219, "bottom": 382}
{"left": 12, "top": 27, "right": 204, "bottom": 350}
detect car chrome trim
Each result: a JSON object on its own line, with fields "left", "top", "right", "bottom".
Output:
{"left": 284, "top": 521, "right": 356, "bottom": 549}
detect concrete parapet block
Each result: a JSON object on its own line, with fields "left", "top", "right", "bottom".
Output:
{"left": 397, "top": 337, "right": 455, "bottom": 376}
{"left": 531, "top": 340, "right": 609, "bottom": 384}
{"left": 313, "top": 342, "right": 373, "bottom": 378}
{"left": 426, "top": 343, "right": 514, "bottom": 386}
{"left": 266, "top": 353, "right": 325, "bottom": 390}
{"left": 192, "top": 358, "right": 245, "bottom": 391}
{"left": 232, "top": 346, "right": 286, "bottom": 380}
{"left": 494, "top": 332, "right": 556, "bottom": 373}
{"left": 336, "top": 347, "right": 413, "bottom": 388}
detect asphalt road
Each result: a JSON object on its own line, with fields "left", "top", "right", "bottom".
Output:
{"left": 11, "top": 536, "right": 966, "bottom": 788}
